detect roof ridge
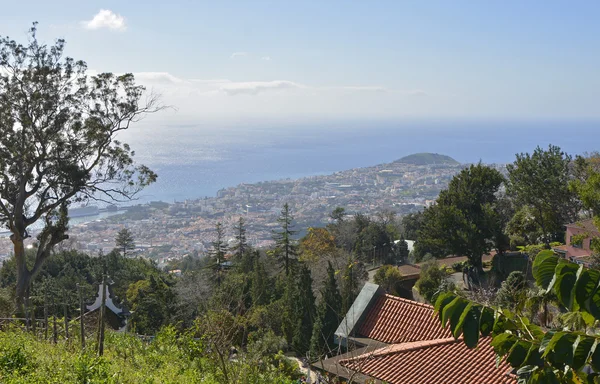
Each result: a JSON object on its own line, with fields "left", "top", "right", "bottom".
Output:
{"left": 340, "top": 337, "right": 460, "bottom": 363}
{"left": 382, "top": 294, "right": 435, "bottom": 310}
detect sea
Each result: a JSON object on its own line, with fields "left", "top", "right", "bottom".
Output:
{"left": 119, "top": 119, "right": 600, "bottom": 203}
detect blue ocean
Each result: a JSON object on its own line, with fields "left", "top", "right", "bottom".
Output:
{"left": 126, "top": 119, "right": 600, "bottom": 203}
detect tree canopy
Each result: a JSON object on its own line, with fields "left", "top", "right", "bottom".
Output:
{"left": 416, "top": 163, "right": 506, "bottom": 271}
{"left": 0, "top": 25, "right": 161, "bottom": 302}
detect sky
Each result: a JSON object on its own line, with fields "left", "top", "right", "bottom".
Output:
{"left": 2, "top": 1, "right": 600, "bottom": 124}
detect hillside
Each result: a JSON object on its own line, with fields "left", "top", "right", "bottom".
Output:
{"left": 395, "top": 153, "right": 460, "bottom": 166}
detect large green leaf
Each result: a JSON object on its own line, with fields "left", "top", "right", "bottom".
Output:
{"left": 575, "top": 269, "right": 600, "bottom": 314}
{"left": 532, "top": 251, "right": 559, "bottom": 290}
{"left": 507, "top": 340, "right": 531, "bottom": 367}
{"left": 491, "top": 332, "right": 518, "bottom": 356}
{"left": 461, "top": 305, "right": 482, "bottom": 348}
{"left": 479, "top": 307, "right": 495, "bottom": 337}
{"left": 441, "top": 296, "right": 468, "bottom": 334}
{"left": 554, "top": 262, "right": 582, "bottom": 310}
{"left": 434, "top": 291, "right": 457, "bottom": 322}
{"left": 524, "top": 343, "right": 543, "bottom": 367}
{"left": 539, "top": 331, "right": 556, "bottom": 355}
{"left": 543, "top": 332, "right": 577, "bottom": 366}
{"left": 590, "top": 340, "right": 600, "bottom": 372}
{"left": 573, "top": 335, "right": 596, "bottom": 371}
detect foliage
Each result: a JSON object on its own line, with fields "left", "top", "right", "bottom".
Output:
{"left": 291, "top": 265, "right": 316, "bottom": 356}
{"left": 495, "top": 271, "right": 527, "bottom": 312}
{"left": 115, "top": 228, "right": 136, "bottom": 257}
{"left": 272, "top": 203, "right": 298, "bottom": 276}
{"left": 0, "top": 326, "right": 299, "bottom": 383}
{"left": 0, "top": 25, "right": 160, "bottom": 301}
{"left": 310, "top": 261, "right": 342, "bottom": 359}
{"left": 373, "top": 265, "right": 404, "bottom": 296}
{"left": 231, "top": 217, "right": 249, "bottom": 261}
{"left": 416, "top": 163, "right": 507, "bottom": 271}
{"left": 436, "top": 251, "right": 600, "bottom": 383}
{"left": 507, "top": 145, "right": 580, "bottom": 247}
{"left": 126, "top": 275, "right": 176, "bottom": 335}
{"left": 299, "top": 227, "right": 337, "bottom": 264}
{"left": 415, "top": 260, "right": 453, "bottom": 304}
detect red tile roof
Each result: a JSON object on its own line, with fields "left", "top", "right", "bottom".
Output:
{"left": 341, "top": 337, "right": 514, "bottom": 384}
{"left": 357, "top": 294, "right": 451, "bottom": 343}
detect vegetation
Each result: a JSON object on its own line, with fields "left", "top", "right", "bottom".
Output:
{"left": 0, "top": 326, "right": 299, "bottom": 383}
{"left": 415, "top": 260, "right": 454, "bottom": 303}
{"left": 416, "top": 163, "right": 507, "bottom": 272}
{"left": 115, "top": 228, "right": 136, "bottom": 257}
{"left": 395, "top": 153, "right": 460, "bottom": 166}
{"left": 373, "top": 265, "right": 404, "bottom": 296}
{"left": 0, "top": 25, "right": 161, "bottom": 303}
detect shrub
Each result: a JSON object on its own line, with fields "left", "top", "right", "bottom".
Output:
{"left": 415, "top": 261, "right": 453, "bottom": 303}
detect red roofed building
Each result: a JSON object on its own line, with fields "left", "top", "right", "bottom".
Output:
{"left": 319, "top": 283, "right": 515, "bottom": 384}
{"left": 554, "top": 218, "right": 600, "bottom": 266}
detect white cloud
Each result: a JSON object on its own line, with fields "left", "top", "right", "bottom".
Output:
{"left": 82, "top": 9, "right": 127, "bottom": 31}
{"left": 134, "top": 72, "right": 183, "bottom": 84}
{"left": 261, "top": 56, "right": 271, "bottom": 61}
{"left": 230, "top": 52, "right": 248, "bottom": 59}
{"left": 218, "top": 80, "right": 302, "bottom": 95}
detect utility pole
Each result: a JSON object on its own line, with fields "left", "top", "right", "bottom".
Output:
{"left": 77, "top": 284, "right": 85, "bottom": 349}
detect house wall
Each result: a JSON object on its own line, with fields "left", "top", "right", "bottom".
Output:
{"left": 566, "top": 226, "right": 593, "bottom": 250}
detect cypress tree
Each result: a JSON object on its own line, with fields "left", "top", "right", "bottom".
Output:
{"left": 251, "top": 256, "right": 268, "bottom": 306}
{"left": 310, "top": 261, "right": 342, "bottom": 358}
{"left": 292, "top": 264, "right": 316, "bottom": 356}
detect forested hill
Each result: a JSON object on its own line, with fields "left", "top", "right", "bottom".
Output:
{"left": 395, "top": 153, "right": 460, "bottom": 166}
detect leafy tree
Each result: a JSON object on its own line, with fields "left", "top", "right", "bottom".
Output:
{"left": 401, "top": 211, "right": 424, "bottom": 240}
{"left": 0, "top": 25, "right": 161, "bottom": 303}
{"left": 299, "top": 227, "right": 337, "bottom": 264}
{"left": 495, "top": 271, "right": 527, "bottom": 312}
{"left": 415, "top": 260, "right": 452, "bottom": 303}
{"left": 394, "top": 236, "right": 410, "bottom": 264}
{"left": 340, "top": 257, "right": 366, "bottom": 315}
{"left": 436, "top": 251, "right": 600, "bottom": 383}
{"left": 310, "top": 261, "right": 342, "bottom": 359}
{"left": 115, "top": 228, "right": 135, "bottom": 257}
{"left": 416, "top": 163, "right": 506, "bottom": 272}
{"left": 231, "top": 217, "right": 248, "bottom": 261}
{"left": 373, "top": 265, "right": 404, "bottom": 296}
{"left": 272, "top": 203, "right": 298, "bottom": 276}
{"left": 507, "top": 145, "right": 580, "bottom": 247}
{"left": 127, "top": 275, "right": 175, "bottom": 335}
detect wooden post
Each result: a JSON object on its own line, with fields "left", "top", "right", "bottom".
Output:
{"left": 31, "top": 305, "right": 36, "bottom": 336}
{"left": 97, "top": 276, "right": 106, "bottom": 356}
{"left": 63, "top": 292, "right": 69, "bottom": 341}
{"left": 52, "top": 298, "right": 57, "bottom": 344}
{"left": 77, "top": 284, "right": 85, "bottom": 349}
{"left": 24, "top": 294, "right": 30, "bottom": 332}
{"left": 44, "top": 291, "right": 48, "bottom": 340}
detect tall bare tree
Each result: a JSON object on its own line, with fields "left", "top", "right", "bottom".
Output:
{"left": 0, "top": 24, "right": 162, "bottom": 304}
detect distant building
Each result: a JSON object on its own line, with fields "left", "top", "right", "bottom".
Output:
{"left": 554, "top": 218, "right": 599, "bottom": 265}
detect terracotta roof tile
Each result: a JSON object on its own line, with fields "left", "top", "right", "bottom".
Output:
{"left": 341, "top": 337, "right": 514, "bottom": 384}
{"left": 357, "top": 294, "right": 451, "bottom": 343}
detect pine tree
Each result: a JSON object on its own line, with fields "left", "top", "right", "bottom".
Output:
{"left": 209, "top": 222, "right": 228, "bottom": 286}
{"left": 310, "top": 261, "right": 342, "bottom": 359}
{"left": 272, "top": 203, "right": 298, "bottom": 275}
{"left": 115, "top": 228, "right": 135, "bottom": 257}
{"left": 231, "top": 217, "right": 248, "bottom": 261}
{"left": 292, "top": 264, "right": 316, "bottom": 356}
